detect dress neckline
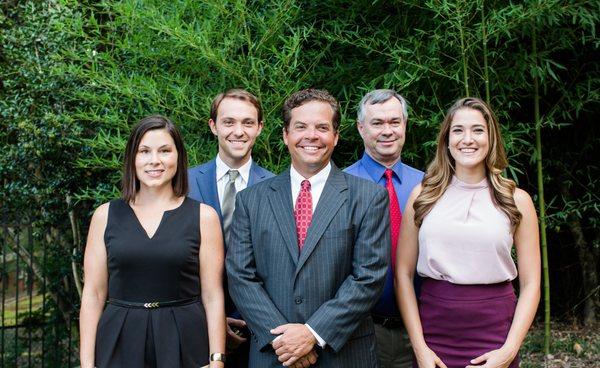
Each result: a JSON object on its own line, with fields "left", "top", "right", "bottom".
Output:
{"left": 123, "top": 197, "right": 188, "bottom": 240}
{"left": 450, "top": 175, "right": 488, "bottom": 191}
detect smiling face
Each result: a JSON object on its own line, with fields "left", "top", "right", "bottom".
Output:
{"left": 283, "top": 100, "right": 339, "bottom": 178}
{"left": 357, "top": 97, "right": 406, "bottom": 167}
{"left": 135, "top": 128, "right": 179, "bottom": 190}
{"left": 448, "top": 108, "right": 489, "bottom": 175}
{"left": 209, "top": 97, "right": 263, "bottom": 168}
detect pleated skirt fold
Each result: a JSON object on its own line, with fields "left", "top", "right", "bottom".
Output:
{"left": 95, "top": 302, "right": 209, "bottom": 368}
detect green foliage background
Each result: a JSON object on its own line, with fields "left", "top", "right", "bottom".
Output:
{"left": 1, "top": 0, "right": 599, "bottom": 352}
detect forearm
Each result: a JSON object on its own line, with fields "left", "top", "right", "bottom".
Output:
{"left": 79, "top": 292, "right": 105, "bottom": 367}
{"left": 396, "top": 272, "right": 428, "bottom": 353}
{"left": 502, "top": 281, "right": 540, "bottom": 356}
{"left": 202, "top": 292, "right": 226, "bottom": 367}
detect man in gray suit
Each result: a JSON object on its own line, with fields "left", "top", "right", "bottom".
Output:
{"left": 227, "top": 89, "right": 389, "bottom": 367}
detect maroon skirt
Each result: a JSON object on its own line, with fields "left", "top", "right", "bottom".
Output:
{"left": 416, "top": 278, "right": 519, "bottom": 368}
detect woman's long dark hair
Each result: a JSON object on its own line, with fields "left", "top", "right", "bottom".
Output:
{"left": 122, "top": 115, "right": 188, "bottom": 203}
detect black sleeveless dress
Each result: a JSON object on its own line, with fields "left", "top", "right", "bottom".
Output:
{"left": 95, "top": 197, "right": 209, "bottom": 368}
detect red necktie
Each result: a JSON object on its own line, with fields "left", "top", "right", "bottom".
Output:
{"left": 385, "top": 169, "right": 402, "bottom": 270}
{"left": 294, "top": 180, "right": 312, "bottom": 251}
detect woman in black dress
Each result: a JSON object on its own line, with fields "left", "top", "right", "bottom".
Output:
{"left": 79, "top": 115, "right": 226, "bottom": 368}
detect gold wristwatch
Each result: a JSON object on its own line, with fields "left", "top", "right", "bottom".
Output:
{"left": 210, "top": 352, "right": 226, "bottom": 362}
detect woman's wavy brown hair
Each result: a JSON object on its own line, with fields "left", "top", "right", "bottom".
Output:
{"left": 413, "top": 97, "right": 522, "bottom": 228}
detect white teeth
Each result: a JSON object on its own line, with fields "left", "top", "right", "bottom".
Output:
{"left": 146, "top": 170, "right": 164, "bottom": 178}
{"left": 460, "top": 148, "right": 476, "bottom": 153}
{"left": 302, "top": 146, "right": 319, "bottom": 151}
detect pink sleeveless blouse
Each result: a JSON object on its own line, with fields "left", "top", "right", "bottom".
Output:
{"left": 416, "top": 176, "right": 517, "bottom": 284}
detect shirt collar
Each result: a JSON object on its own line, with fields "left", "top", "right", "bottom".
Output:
{"left": 360, "top": 152, "right": 404, "bottom": 183}
{"left": 290, "top": 162, "right": 332, "bottom": 189}
{"left": 215, "top": 154, "right": 252, "bottom": 183}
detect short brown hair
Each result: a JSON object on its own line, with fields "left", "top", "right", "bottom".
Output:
{"left": 282, "top": 89, "right": 341, "bottom": 131}
{"left": 122, "top": 115, "right": 189, "bottom": 203}
{"left": 210, "top": 89, "right": 263, "bottom": 123}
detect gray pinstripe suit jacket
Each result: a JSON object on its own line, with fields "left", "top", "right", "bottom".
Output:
{"left": 226, "top": 164, "right": 389, "bottom": 367}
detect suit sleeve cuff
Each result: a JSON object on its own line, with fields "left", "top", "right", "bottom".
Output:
{"left": 305, "top": 324, "right": 326, "bottom": 348}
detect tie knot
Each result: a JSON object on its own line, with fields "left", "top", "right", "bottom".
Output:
{"left": 300, "top": 179, "right": 311, "bottom": 191}
{"left": 228, "top": 169, "right": 239, "bottom": 182}
{"left": 384, "top": 168, "right": 394, "bottom": 181}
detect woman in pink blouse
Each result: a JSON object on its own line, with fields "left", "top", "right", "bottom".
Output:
{"left": 395, "top": 97, "right": 540, "bottom": 368}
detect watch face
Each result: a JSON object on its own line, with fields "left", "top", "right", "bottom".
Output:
{"left": 210, "top": 353, "right": 226, "bottom": 362}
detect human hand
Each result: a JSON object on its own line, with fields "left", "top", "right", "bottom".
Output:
{"left": 466, "top": 347, "right": 516, "bottom": 368}
{"left": 290, "top": 349, "right": 318, "bottom": 368}
{"left": 414, "top": 345, "right": 447, "bottom": 368}
{"left": 270, "top": 323, "right": 317, "bottom": 366}
{"left": 226, "top": 317, "right": 247, "bottom": 351}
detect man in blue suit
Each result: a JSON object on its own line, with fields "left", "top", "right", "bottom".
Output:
{"left": 345, "top": 89, "right": 424, "bottom": 368}
{"left": 188, "top": 89, "right": 274, "bottom": 367}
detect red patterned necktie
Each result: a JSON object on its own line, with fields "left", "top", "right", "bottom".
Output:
{"left": 385, "top": 169, "right": 402, "bottom": 270}
{"left": 294, "top": 179, "right": 312, "bottom": 251}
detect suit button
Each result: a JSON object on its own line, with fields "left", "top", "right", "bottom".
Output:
{"left": 295, "top": 298, "right": 302, "bottom": 304}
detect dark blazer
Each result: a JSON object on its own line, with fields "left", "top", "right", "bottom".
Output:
{"left": 226, "top": 164, "right": 389, "bottom": 367}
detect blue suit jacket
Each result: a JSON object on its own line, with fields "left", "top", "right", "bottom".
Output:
{"left": 188, "top": 158, "right": 275, "bottom": 227}
{"left": 188, "top": 158, "right": 275, "bottom": 316}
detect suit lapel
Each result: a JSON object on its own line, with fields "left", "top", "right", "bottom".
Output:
{"left": 268, "top": 171, "right": 299, "bottom": 265}
{"left": 195, "top": 159, "right": 222, "bottom": 219}
{"left": 296, "top": 165, "right": 348, "bottom": 272}
{"left": 248, "top": 161, "right": 266, "bottom": 186}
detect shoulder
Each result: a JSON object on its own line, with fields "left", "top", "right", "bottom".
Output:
{"left": 408, "top": 183, "right": 423, "bottom": 201}
{"left": 401, "top": 163, "right": 425, "bottom": 185}
{"left": 92, "top": 202, "right": 111, "bottom": 221}
{"left": 402, "top": 162, "right": 424, "bottom": 177}
{"left": 186, "top": 197, "right": 202, "bottom": 208}
{"left": 89, "top": 201, "right": 111, "bottom": 232}
{"left": 513, "top": 187, "right": 535, "bottom": 212}
{"left": 342, "top": 171, "right": 386, "bottom": 195}
{"left": 199, "top": 202, "right": 220, "bottom": 224}
{"left": 254, "top": 163, "right": 276, "bottom": 179}
{"left": 239, "top": 174, "right": 278, "bottom": 197}
{"left": 343, "top": 160, "right": 362, "bottom": 175}
{"left": 188, "top": 197, "right": 216, "bottom": 216}
{"left": 188, "top": 160, "right": 214, "bottom": 176}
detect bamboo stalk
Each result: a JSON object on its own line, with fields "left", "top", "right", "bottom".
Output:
{"left": 481, "top": 0, "right": 490, "bottom": 105}
{"left": 459, "top": 8, "right": 469, "bottom": 96}
{"left": 532, "top": 24, "right": 551, "bottom": 355}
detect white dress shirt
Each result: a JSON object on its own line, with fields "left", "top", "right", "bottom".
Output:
{"left": 288, "top": 162, "right": 332, "bottom": 348}
{"left": 215, "top": 154, "right": 252, "bottom": 208}
{"left": 289, "top": 162, "right": 331, "bottom": 212}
